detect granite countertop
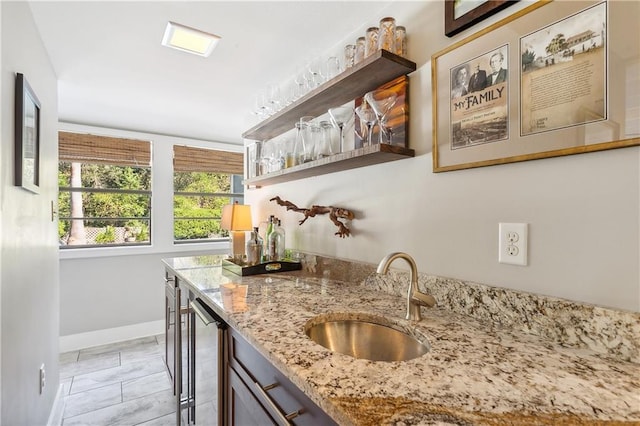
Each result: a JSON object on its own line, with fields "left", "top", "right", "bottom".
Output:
{"left": 163, "top": 255, "right": 640, "bottom": 425}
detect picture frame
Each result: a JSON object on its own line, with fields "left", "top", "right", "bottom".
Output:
{"left": 445, "top": 0, "right": 519, "bottom": 37}
{"left": 432, "top": 0, "right": 640, "bottom": 172}
{"left": 15, "top": 73, "right": 41, "bottom": 193}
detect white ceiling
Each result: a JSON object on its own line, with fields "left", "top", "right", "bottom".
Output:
{"left": 28, "top": 1, "right": 420, "bottom": 146}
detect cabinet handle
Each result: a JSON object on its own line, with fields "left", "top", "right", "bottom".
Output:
{"left": 165, "top": 276, "right": 175, "bottom": 283}
{"left": 253, "top": 382, "right": 302, "bottom": 425}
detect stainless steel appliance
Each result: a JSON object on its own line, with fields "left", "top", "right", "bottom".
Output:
{"left": 164, "top": 276, "right": 177, "bottom": 385}
{"left": 190, "top": 298, "right": 227, "bottom": 425}
{"left": 173, "top": 281, "right": 227, "bottom": 425}
{"left": 174, "top": 281, "right": 192, "bottom": 425}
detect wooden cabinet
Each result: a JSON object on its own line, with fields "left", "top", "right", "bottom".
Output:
{"left": 227, "top": 328, "right": 337, "bottom": 426}
{"left": 243, "top": 50, "right": 417, "bottom": 188}
{"left": 228, "top": 367, "right": 275, "bottom": 425}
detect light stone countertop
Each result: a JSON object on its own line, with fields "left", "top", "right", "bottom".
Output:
{"left": 163, "top": 255, "right": 640, "bottom": 426}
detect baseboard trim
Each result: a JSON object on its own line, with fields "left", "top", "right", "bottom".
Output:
{"left": 59, "top": 320, "right": 164, "bottom": 352}
{"left": 47, "top": 384, "right": 65, "bottom": 426}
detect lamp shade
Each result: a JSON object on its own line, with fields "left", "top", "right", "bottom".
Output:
{"left": 221, "top": 203, "right": 253, "bottom": 231}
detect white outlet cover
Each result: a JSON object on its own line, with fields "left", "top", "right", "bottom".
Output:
{"left": 499, "top": 223, "right": 528, "bottom": 266}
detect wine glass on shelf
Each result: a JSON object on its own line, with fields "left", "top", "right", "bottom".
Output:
{"left": 253, "top": 91, "right": 268, "bottom": 121}
{"left": 364, "top": 89, "right": 397, "bottom": 144}
{"left": 355, "top": 102, "right": 377, "bottom": 147}
{"left": 328, "top": 106, "right": 354, "bottom": 153}
{"left": 265, "top": 83, "right": 282, "bottom": 115}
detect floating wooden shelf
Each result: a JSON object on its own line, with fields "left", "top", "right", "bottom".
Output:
{"left": 242, "top": 50, "right": 417, "bottom": 141}
{"left": 244, "top": 144, "right": 415, "bottom": 187}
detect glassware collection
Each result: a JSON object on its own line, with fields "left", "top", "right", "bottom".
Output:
{"left": 248, "top": 17, "right": 407, "bottom": 178}
{"left": 251, "top": 17, "right": 407, "bottom": 121}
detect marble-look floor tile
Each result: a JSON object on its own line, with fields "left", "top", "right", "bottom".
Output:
{"left": 135, "top": 412, "right": 177, "bottom": 426}
{"left": 78, "top": 336, "right": 158, "bottom": 360}
{"left": 122, "top": 371, "right": 171, "bottom": 401}
{"left": 63, "top": 389, "right": 175, "bottom": 426}
{"left": 195, "top": 401, "right": 217, "bottom": 425}
{"left": 63, "top": 382, "right": 122, "bottom": 418}
{"left": 120, "top": 342, "right": 163, "bottom": 365}
{"left": 60, "top": 351, "right": 121, "bottom": 379}
{"left": 70, "top": 356, "right": 165, "bottom": 395}
{"left": 61, "top": 377, "right": 73, "bottom": 396}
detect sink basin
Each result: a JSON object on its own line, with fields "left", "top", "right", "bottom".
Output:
{"left": 304, "top": 314, "right": 429, "bottom": 362}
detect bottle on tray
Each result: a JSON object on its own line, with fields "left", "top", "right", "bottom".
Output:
{"left": 246, "top": 227, "right": 263, "bottom": 266}
{"left": 267, "top": 219, "right": 285, "bottom": 261}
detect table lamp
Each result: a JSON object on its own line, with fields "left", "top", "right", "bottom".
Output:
{"left": 221, "top": 202, "right": 253, "bottom": 261}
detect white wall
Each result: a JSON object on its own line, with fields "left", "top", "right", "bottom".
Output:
{"left": 1, "top": 2, "right": 60, "bottom": 424}
{"left": 1, "top": 2, "right": 4, "bottom": 420}
{"left": 58, "top": 123, "right": 240, "bottom": 341}
{"left": 246, "top": 1, "right": 640, "bottom": 312}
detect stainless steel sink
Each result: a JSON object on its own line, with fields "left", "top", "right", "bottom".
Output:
{"left": 304, "top": 314, "right": 429, "bottom": 362}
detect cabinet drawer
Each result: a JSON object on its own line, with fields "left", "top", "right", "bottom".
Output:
{"left": 229, "top": 366, "right": 276, "bottom": 426}
{"left": 229, "top": 329, "right": 336, "bottom": 426}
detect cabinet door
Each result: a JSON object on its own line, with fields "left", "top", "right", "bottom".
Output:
{"left": 228, "top": 366, "right": 276, "bottom": 426}
{"left": 228, "top": 329, "right": 337, "bottom": 426}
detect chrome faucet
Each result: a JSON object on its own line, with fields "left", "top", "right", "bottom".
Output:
{"left": 376, "top": 252, "right": 436, "bottom": 321}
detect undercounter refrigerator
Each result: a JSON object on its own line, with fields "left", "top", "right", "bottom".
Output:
{"left": 166, "top": 271, "right": 227, "bottom": 426}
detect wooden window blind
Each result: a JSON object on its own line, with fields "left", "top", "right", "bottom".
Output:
{"left": 173, "top": 145, "right": 243, "bottom": 175}
{"left": 59, "top": 131, "right": 151, "bottom": 167}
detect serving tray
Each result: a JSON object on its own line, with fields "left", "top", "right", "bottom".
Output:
{"left": 222, "top": 258, "right": 302, "bottom": 276}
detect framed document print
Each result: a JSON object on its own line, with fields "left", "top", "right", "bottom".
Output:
{"left": 432, "top": 0, "right": 640, "bottom": 172}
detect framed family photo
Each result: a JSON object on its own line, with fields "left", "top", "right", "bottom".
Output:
{"left": 433, "top": 0, "right": 640, "bottom": 172}
{"left": 15, "top": 73, "right": 41, "bottom": 193}
{"left": 445, "top": 0, "right": 519, "bottom": 37}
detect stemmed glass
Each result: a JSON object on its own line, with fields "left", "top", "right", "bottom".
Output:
{"left": 266, "top": 84, "right": 282, "bottom": 115}
{"left": 355, "top": 102, "right": 377, "bottom": 147}
{"left": 364, "top": 89, "right": 397, "bottom": 144}
{"left": 328, "top": 106, "right": 354, "bottom": 153}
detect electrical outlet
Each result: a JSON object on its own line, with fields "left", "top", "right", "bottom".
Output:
{"left": 39, "top": 364, "right": 46, "bottom": 394}
{"left": 499, "top": 223, "right": 528, "bottom": 266}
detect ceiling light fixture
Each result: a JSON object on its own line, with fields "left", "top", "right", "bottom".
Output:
{"left": 161, "top": 21, "right": 221, "bottom": 57}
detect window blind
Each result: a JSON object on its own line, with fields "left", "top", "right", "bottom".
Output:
{"left": 173, "top": 145, "right": 243, "bottom": 175}
{"left": 59, "top": 131, "right": 151, "bottom": 167}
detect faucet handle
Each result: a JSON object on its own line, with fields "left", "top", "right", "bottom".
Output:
{"left": 412, "top": 291, "right": 436, "bottom": 308}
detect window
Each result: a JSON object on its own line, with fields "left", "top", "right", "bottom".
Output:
{"left": 173, "top": 145, "right": 244, "bottom": 243}
{"left": 58, "top": 131, "right": 152, "bottom": 248}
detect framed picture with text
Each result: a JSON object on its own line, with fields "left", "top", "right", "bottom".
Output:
{"left": 432, "top": 0, "right": 639, "bottom": 172}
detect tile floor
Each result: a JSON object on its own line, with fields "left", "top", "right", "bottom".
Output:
{"left": 59, "top": 335, "right": 177, "bottom": 426}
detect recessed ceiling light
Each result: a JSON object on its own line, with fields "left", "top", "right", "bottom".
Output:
{"left": 161, "top": 21, "right": 221, "bottom": 57}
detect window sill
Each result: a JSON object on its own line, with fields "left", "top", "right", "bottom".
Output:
{"left": 59, "top": 241, "right": 230, "bottom": 260}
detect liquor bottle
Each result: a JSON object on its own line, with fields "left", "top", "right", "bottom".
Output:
{"left": 263, "top": 215, "right": 275, "bottom": 261}
{"left": 246, "top": 227, "right": 263, "bottom": 265}
{"left": 267, "top": 219, "right": 285, "bottom": 261}
{"left": 274, "top": 219, "right": 285, "bottom": 260}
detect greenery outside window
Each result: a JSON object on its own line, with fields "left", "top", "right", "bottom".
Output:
{"left": 173, "top": 145, "right": 244, "bottom": 243}
{"left": 58, "top": 132, "right": 151, "bottom": 248}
